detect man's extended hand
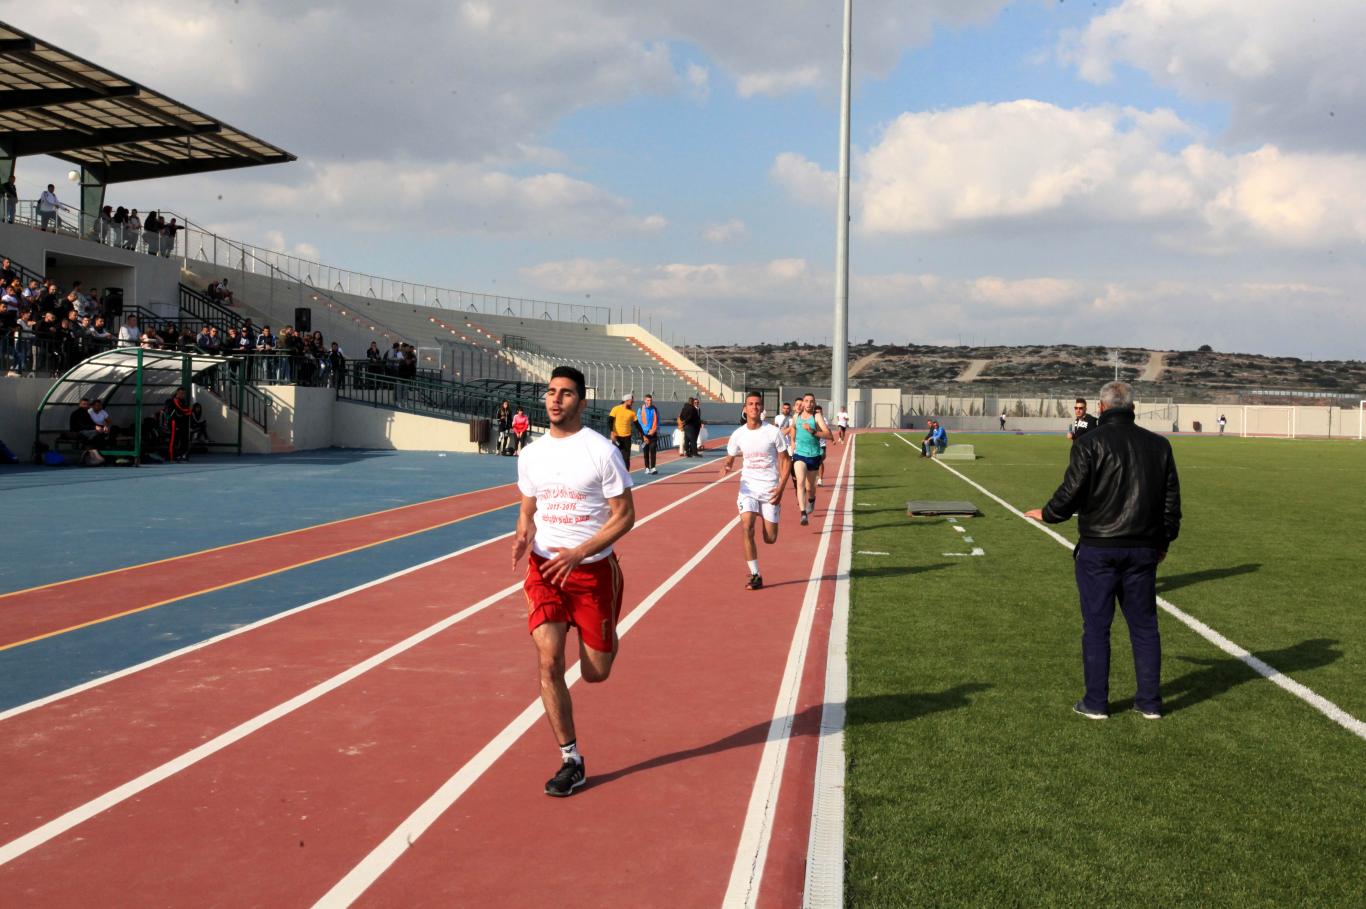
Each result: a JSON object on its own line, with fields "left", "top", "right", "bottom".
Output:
{"left": 767, "top": 485, "right": 784, "bottom": 506}
{"left": 541, "top": 546, "right": 586, "bottom": 587}
{"left": 1024, "top": 508, "right": 1044, "bottom": 522}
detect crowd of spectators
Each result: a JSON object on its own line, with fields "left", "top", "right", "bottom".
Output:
{"left": 1, "top": 259, "right": 115, "bottom": 375}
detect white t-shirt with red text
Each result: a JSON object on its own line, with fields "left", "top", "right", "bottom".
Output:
{"left": 517, "top": 427, "right": 632, "bottom": 563}
{"left": 727, "top": 422, "right": 787, "bottom": 499}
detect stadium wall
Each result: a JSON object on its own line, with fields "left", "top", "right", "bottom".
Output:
{"left": 0, "top": 376, "right": 47, "bottom": 457}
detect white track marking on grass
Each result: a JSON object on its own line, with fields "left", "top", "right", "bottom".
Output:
{"left": 0, "top": 458, "right": 722, "bottom": 724}
{"left": 313, "top": 517, "right": 741, "bottom": 908}
{"left": 803, "top": 435, "right": 854, "bottom": 909}
{"left": 891, "top": 433, "right": 1366, "bottom": 742}
{"left": 857, "top": 551, "right": 889, "bottom": 556}
{"left": 0, "top": 466, "right": 739, "bottom": 869}
{"left": 723, "top": 438, "right": 854, "bottom": 909}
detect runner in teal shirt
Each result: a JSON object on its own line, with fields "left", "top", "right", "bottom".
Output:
{"left": 791, "top": 393, "right": 831, "bottom": 525}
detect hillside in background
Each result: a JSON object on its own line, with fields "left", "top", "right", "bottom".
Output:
{"left": 692, "top": 343, "right": 1366, "bottom": 403}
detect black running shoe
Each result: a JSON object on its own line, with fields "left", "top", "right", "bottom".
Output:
{"left": 746, "top": 573, "right": 763, "bottom": 590}
{"left": 545, "top": 758, "right": 586, "bottom": 797}
{"left": 800, "top": 511, "right": 809, "bottom": 526}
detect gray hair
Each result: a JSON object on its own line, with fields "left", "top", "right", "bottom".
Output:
{"left": 1099, "top": 381, "right": 1133, "bottom": 410}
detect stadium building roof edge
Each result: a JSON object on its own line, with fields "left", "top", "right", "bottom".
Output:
{"left": 0, "top": 20, "right": 294, "bottom": 183}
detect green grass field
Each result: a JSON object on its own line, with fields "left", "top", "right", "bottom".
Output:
{"left": 846, "top": 432, "right": 1366, "bottom": 908}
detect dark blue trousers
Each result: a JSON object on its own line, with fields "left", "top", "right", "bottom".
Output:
{"left": 1074, "top": 544, "right": 1163, "bottom": 714}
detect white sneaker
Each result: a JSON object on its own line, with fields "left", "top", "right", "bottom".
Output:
{"left": 816, "top": 478, "right": 823, "bottom": 486}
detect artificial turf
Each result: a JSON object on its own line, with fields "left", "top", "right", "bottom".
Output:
{"left": 845, "top": 432, "right": 1366, "bottom": 908}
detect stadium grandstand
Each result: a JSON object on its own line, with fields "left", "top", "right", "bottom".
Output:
{"left": 0, "top": 20, "right": 741, "bottom": 463}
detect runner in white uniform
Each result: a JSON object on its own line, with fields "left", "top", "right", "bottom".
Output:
{"left": 722, "top": 391, "right": 792, "bottom": 590}
{"left": 835, "top": 406, "right": 850, "bottom": 443}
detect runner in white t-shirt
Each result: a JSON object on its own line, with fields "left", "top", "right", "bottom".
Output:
{"left": 722, "top": 391, "right": 792, "bottom": 591}
{"left": 513, "top": 366, "right": 635, "bottom": 797}
{"left": 835, "top": 406, "right": 850, "bottom": 443}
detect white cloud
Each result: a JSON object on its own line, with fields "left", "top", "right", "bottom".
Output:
{"left": 770, "top": 152, "right": 839, "bottom": 208}
{"left": 737, "top": 67, "right": 823, "bottom": 99}
{"left": 1062, "top": 0, "right": 1366, "bottom": 151}
{"left": 775, "top": 100, "right": 1366, "bottom": 249}
{"left": 702, "top": 219, "right": 747, "bottom": 244}
{"left": 685, "top": 63, "right": 710, "bottom": 101}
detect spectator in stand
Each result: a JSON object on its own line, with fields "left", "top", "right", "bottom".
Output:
{"left": 195, "top": 324, "right": 214, "bottom": 353}
{"left": 1, "top": 175, "right": 17, "bottom": 224}
{"left": 511, "top": 405, "right": 530, "bottom": 454}
{"left": 207, "top": 278, "right": 233, "bottom": 306}
{"left": 256, "top": 325, "right": 276, "bottom": 381}
{"left": 38, "top": 183, "right": 60, "bottom": 231}
{"left": 327, "top": 341, "right": 346, "bottom": 388}
{"left": 206, "top": 326, "right": 224, "bottom": 354}
{"left": 96, "top": 205, "right": 114, "bottom": 244}
{"left": 176, "top": 323, "right": 196, "bottom": 351}
{"left": 11, "top": 308, "right": 35, "bottom": 373}
{"left": 124, "top": 209, "right": 141, "bottom": 251}
{"left": 139, "top": 323, "right": 164, "bottom": 350}
{"left": 223, "top": 327, "right": 240, "bottom": 354}
{"left": 282, "top": 325, "right": 303, "bottom": 382}
{"left": 1, "top": 258, "right": 16, "bottom": 283}
{"left": 401, "top": 343, "right": 417, "bottom": 379}
{"left": 160, "top": 218, "right": 180, "bottom": 257}
{"left": 112, "top": 206, "right": 127, "bottom": 245}
{"left": 142, "top": 211, "right": 162, "bottom": 255}
{"left": 160, "top": 322, "right": 179, "bottom": 349}
{"left": 383, "top": 341, "right": 402, "bottom": 376}
{"left": 117, "top": 314, "right": 141, "bottom": 348}
{"left": 0, "top": 293, "right": 16, "bottom": 372}
{"left": 89, "top": 316, "right": 113, "bottom": 345}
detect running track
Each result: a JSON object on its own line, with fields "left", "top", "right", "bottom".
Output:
{"left": 0, "top": 439, "right": 855, "bottom": 906}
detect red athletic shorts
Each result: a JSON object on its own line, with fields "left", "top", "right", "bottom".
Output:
{"left": 525, "top": 552, "right": 624, "bottom": 653}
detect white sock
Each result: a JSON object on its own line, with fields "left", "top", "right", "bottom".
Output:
{"left": 747, "top": 559, "right": 759, "bottom": 575}
{"left": 559, "top": 740, "right": 582, "bottom": 764}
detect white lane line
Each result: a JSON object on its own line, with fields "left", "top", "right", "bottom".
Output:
{"left": 723, "top": 437, "right": 854, "bottom": 908}
{"left": 0, "top": 457, "right": 721, "bottom": 724}
{"left": 857, "top": 551, "right": 889, "bottom": 556}
{"left": 0, "top": 467, "right": 739, "bottom": 870}
{"left": 314, "top": 516, "right": 741, "bottom": 908}
{"left": 891, "top": 433, "right": 1366, "bottom": 741}
{"left": 803, "top": 435, "right": 854, "bottom": 909}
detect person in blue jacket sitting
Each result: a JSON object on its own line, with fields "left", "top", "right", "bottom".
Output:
{"left": 920, "top": 420, "right": 948, "bottom": 458}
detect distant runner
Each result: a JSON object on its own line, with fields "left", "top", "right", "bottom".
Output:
{"left": 514, "top": 366, "right": 635, "bottom": 797}
{"left": 722, "top": 391, "right": 792, "bottom": 590}
{"left": 835, "top": 405, "right": 850, "bottom": 443}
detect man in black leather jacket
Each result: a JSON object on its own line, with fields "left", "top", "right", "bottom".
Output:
{"left": 1026, "top": 381, "right": 1181, "bottom": 721}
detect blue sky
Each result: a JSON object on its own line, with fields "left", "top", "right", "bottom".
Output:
{"left": 6, "top": 1, "right": 1365, "bottom": 359}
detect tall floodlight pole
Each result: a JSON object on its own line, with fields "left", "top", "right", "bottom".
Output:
{"left": 831, "top": 0, "right": 853, "bottom": 415}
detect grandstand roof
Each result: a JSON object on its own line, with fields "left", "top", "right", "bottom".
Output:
{"left": 0, "top": 21, "right": 294, "bottom": 183}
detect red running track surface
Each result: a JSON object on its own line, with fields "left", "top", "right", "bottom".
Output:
{"left": 0, "top": 441, "right": 853, "bottom": 907}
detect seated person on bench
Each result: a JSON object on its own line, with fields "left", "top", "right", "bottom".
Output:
{"left": 69, "top": 398, "right": 102, "bottom": 445}
{"left": 920, "top": 421, "right": 948, "bottom": 458}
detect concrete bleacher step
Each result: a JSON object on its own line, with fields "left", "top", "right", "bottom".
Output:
{"left": 937, "top": 444, "right": 977, "bottom": 461}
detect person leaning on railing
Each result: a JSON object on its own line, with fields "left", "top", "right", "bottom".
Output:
{"left": 1, "top": 175, "right": 16, "bottom": 224}
{"left": 124, "top": 209, "right": 141, "bottom": 251}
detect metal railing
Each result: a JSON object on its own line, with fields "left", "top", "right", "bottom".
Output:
{"left": 8, "top": 198, "right": 727, "bottom": 389}
{"left": 194, "top": 360, "right": 272, "bottom": 432}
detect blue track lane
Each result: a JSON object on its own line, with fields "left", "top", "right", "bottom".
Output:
{"left": 0, "top": 447, "right": 713, "bottom": 710}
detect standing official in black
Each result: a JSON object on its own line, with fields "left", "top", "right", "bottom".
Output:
{"left": 1027, "top": 382, "right": 1181, "bottom": 720}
